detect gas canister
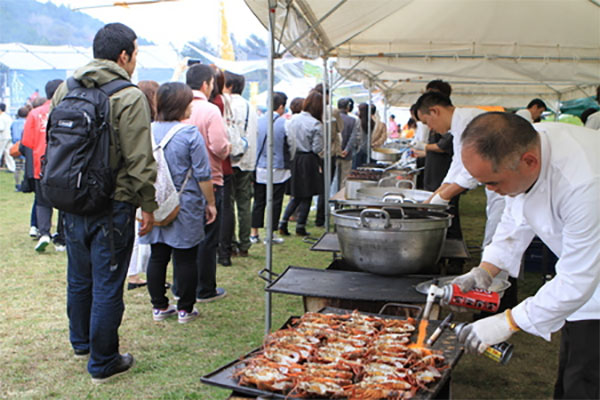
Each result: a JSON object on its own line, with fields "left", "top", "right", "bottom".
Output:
{"left": 443, "top": 284, "right": 500, "bottom": 313}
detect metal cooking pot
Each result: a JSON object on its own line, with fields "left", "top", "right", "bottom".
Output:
{"left": 371, "top": 147, "right": 403, "bottom": 162}
{"left": 345, "top": 179, "right": 378, "bottom": 200}
{"left": 333, "top": 208, "right": 452, "bottom": 275}
{"left": 356, "top": 186, "right": 436, "bottom": 204}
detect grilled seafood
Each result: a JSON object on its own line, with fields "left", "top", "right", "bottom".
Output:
{"left": 235, "top": 311, "right": 448, "bottom": 399}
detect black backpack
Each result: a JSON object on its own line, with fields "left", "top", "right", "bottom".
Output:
{"left": 41, "top": 77, "right": 134, "bottom": 215}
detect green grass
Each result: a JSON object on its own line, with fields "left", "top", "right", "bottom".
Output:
{"left": 0, "top": 172, "right": 558, "bottom": 399}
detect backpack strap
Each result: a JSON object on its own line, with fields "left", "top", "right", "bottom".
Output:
{"left": 100, "top": 79, "right": 135, "bottom": 97}
{"left": 244, "top": 101, "right": 250, "bottom": 132}
{"left": 155, "top": 123, "right": 189, "bottom": 149}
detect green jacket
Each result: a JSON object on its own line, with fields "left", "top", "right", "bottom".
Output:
{"left": 52, "top": 59, "right": 157, "bottom": 213}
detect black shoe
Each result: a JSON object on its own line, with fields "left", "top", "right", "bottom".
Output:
{"left": 218, "top": 256, "right": 232, "bottom": 266}
{"left": 73, "top": 348, "right": 90, "bottom": 360}
{"left": 91, "top": 353, "right": 135, "bottom": 384}
{"left": 296, "top": 228, "right": 310, "bottom": 236}
{"left": 127, "top": 282, "right": 147, "bottom": 290}
{"left": 278, "top": 225, "right": 290, "bottom": 236}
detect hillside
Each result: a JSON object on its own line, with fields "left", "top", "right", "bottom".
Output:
{"left": 0, "top": 0, "right": 150, "bottom": 46}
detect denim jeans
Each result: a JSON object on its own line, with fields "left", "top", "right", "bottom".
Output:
{"left": 64, "top": 201, "right": 135, "bottom": 376}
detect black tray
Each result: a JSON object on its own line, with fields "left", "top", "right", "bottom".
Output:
{"left": 201, "top": 307, "right": 462, "bottom": 400}
{"left": 265, "top": 266, "right": 429, "bottom": 303}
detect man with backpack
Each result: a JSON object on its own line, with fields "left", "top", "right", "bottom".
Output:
{"left": 49, "top": 23, "right": 157, "bottom": 384}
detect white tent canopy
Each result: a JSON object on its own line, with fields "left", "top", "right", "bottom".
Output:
{"left": 245, "top": 0, "right": 600, "bottom": 107}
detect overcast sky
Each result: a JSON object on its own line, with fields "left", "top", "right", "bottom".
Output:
{"left": 45, "top": 0, "right": 268, "bottom": 49}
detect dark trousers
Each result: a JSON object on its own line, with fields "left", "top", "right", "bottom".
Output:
{"left": 554, "top": 319, "right": 599, "bottom": 399}
{"left": 230, "top": 168, "right": 253, "bottom": 252}
{"left": 64, "top": 201, "right": 135, "bottom": 376}
{"left": 196, "top": 185, "right": 223, "bottom": 299}
{"left": 316, "top": 157, "right": 336, "bottom": 226}
{"left": 251, "top": 181, "right": 286, "bottom": 230}
{"left": 218, "top": 174, "right": 234, "bottom": 258}
{"left": 147, "top": 243, "right": 198, "bottom": 313}
{"left": 34, "top": 179, "right": 53, "bottom": 236}
{"left": 30, "top": 198, "right": 37, "bottom": 228}
{"left": 280, "top": 196, "right": 311, "bottom": 230}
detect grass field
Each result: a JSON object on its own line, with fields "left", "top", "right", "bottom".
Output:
{"left": 0, "top": 171, "right": 559, "bottom": 399}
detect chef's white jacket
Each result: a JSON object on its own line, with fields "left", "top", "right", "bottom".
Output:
{"left": 515, "top": 109, "right": 534, "bottom": 123}
{"left": 442, "top": 107, "right": 486, "bottom": 190}
{"left": 482, "top": 122, "right": 600, "bottom": 340}
{"left": 585, "top": 111, "right": 600, "bottom": 130}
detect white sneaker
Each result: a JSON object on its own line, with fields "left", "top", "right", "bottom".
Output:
{"left": 54, "top": 243, "right": 66, "bottom": 252}
{"left": 264, "top": 234, "right": 284, "bottom": 245}
{"left": 35, "top": 235, "right": 51, "bottom": 252}
{"left": 249, "top": 235, "right": 260, "bottom": 244}
{"left": 152, "top": 304, "right": 177, "bottom": 321}
{"left": 29, "top": 226, "right": 39, "bottom": 238}
{"left": 178, "top": 308, "right": 199, "bottom": 324}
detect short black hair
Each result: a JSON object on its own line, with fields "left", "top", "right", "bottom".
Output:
{"left": 93, "top": 23, "right": 137, "bottom": 62}
{"left": 186, "top": 64, "right": 214, "bottom": 91}
{"left": 17, "top": 106, "right": 30, "bottom": 118}
{"left": 414, "top": 91, "right": 453, "bottom": 116}
{"left": 527, "top": 98, "right": 547, "bottom": 110}
{"left": 426, "top": 79, "right": 452, "bottom": 98}
{"left": 45, "top": 79, "right": 63, "bottom": 100}
{"left": 224, "top": 71, "right": 245, "bottom": 95}
{"left": 156, "top": 82, "right": 193, "bottom": 122}
{"left": 390, "top": 114, "right": 396, "bottom": 119}
{"left": 0, "top": 103, "right": 5, "bottom": 112}
{"left": 273, "top": 91, "right": 288, "bottom": 111}
{"left": 462, "top": 112, "right": 539, "bottom": 171}
{"left": 580, "top": 107, "right": 599, "bottom": 124}
{"left": 410, "top": 103, "right": 419, "bottom": 120}
{"left": 337, "top": 97, "right": 350, "bottom": 110}
{"left": 290, "top": 97, "right": 304, "bottom": 114}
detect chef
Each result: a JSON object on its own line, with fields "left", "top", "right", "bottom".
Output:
{"left": 452, "top": 112, "right": 599, "bottom": 399}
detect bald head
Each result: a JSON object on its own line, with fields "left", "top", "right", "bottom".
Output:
{"left": 462, "top": 112, "right": 539, "bottom": 172}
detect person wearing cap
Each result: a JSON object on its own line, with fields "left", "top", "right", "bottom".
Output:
{"left": 453, "top": 112, "right": 599, "bottom": 400}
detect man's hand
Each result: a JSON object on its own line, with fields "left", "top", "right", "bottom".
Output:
{"left": 457, "top": 310, "right": 519, "bottom": 354}
{"left": 451, "top": 265, "right": 495, "bottom": 292}
{"left": 341, "top": 150, "right": 348, "bottom": 158}
{"left": 205, "top": 204, "right": 217, "bottom": 225}
{"left": 430, "top": 192, "right": 450, "bottom": 205}
{"left": 139, "top": 210, "right": 154, "bottom": 236}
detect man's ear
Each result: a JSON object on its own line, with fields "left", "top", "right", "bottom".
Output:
{"left": 117, "top": 50, "right": 129, "bottom": 67}
{"left": 521, "top": 151, "right": 539, "bottom": 169}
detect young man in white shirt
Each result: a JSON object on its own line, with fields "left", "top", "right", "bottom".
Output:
{"left": 515, "top": 98, "right": 547, "bottom": 124}
{"left": 454, "top": 112, "right": 599, "bottom": 399}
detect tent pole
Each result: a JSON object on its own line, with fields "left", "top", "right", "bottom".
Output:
{"left": 264, "top": 0, "right": 277, "bottom": 337}
{"left": 383, "top": 95, "right": 388, "bottom": 133}
{"left": 322, "top": 56, "right": 331, "bottom": 232}
{"left": 367, "top": 81, "right": 372, "bottom": 164}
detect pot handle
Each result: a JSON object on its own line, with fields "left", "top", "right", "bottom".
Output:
{"left": 395, "top": 179, "right": 415, "bottom": 189}
{"left": 359, "top": 208, "right": 391, "bottom": 229}
{"left": 377, "top": 176, "right": 397, "bottom": 187}
{"left": 383, "top": 193, "right": 417, "bottom": 205}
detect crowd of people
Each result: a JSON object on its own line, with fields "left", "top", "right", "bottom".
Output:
{"left": 1, "top": 21, "right": 598, "bottom": 397}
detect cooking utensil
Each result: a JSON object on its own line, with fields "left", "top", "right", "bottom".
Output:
{"left": 356, "top": 186, "right": 434, "bottom": 203}
{"left": 333, "top": 207, "right": 452, "bottom": 275}
{"left": 371, "top": 147, "right": 403, "bottom": 162}
{"left": 415, "top": 276, "right": 512, "bottom": 296}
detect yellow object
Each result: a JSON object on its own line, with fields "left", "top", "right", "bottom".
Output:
{"left": 505, "top": 309, "right": 520, "bottom": 332}
{"left": 220, "top": 0, "right": 235, "bottom": 61}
